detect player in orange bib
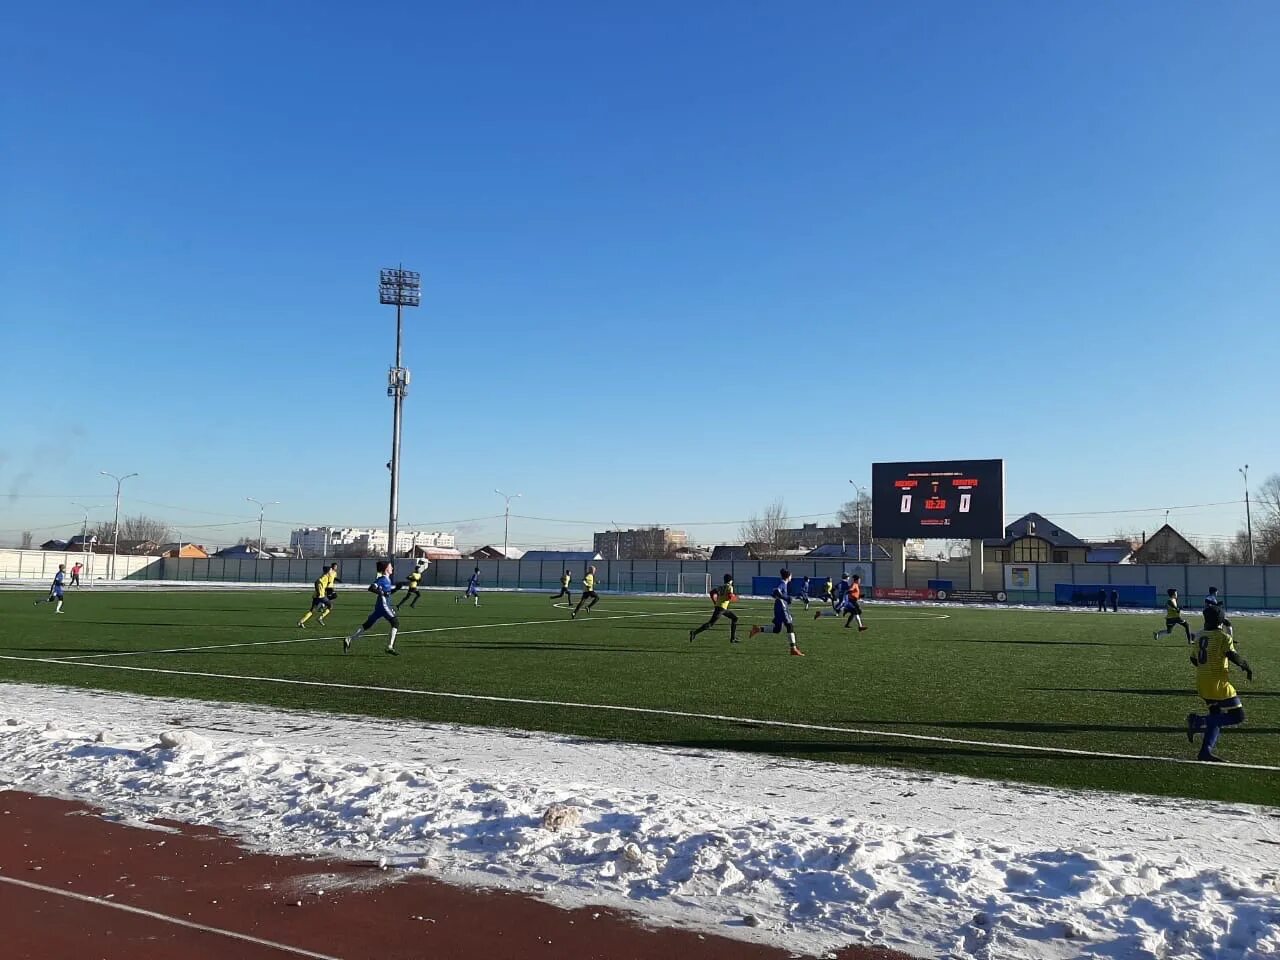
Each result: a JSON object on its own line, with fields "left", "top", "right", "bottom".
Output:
{"left": 813, "top": 573, "right": 868, "bottom": 631}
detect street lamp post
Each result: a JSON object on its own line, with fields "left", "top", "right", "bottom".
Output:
{"left": 245, "top": 497, "right": 279, "bottom": 558}
{"left": 849, "top": 480, "right": 867, "bottom": 562}
{"left": 1241, "top": 465, "right": 1254, "bottom": 565}
{"left": 495, "top": 489, "right": 522, "bottom": 558}
{"left": 99, "top": 471, "right": 138, "bottom": 580}
{"left": 380, "top": 267, "right": 421, "bottom": 559}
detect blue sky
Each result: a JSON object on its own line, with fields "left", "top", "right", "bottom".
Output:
{"left": 2, "top": 1, "right": 1277, "bottom": 551}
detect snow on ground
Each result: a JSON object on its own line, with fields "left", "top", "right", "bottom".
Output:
{"left": 1, "top": 683, "right": 1277, "bottom": 959}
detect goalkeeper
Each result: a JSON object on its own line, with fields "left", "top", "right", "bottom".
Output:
{"left": 689, "top": 573, "right": 740, "bottom": 644}
{"left": 297, "top": 563, "right": 339, "bottom": 627}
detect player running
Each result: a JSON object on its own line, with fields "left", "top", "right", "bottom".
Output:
{"left": 797, "top": 575, "right": 812, "bottom": 610}
{"left": 1185, "top": 605, "right": 1254, "bottom": 762}
{"left": 456, "top": 567, "right": 481, "bottom": 606}
{"left": 689, "top": 574, "right": 740, "bottom": 644}
{"left": 345, "top": 560, "right": 401, "bottom": 656}
{"left": 814, "top": 572, "right": 868, "bottom": 630}
{"left": 551, "top": 569, "right": 573, "bottom": 605}
{"left": 1153, "top": 588, "right": 1192, "bottom": 642}
{"left": 749, "top": 568, "right": 804, "bottom": 656}
{"left": 571, "top": 565, "right": 600, "bottom": 618}
{"left": 298, "top": 563, "right": 339, "bottom": 627}
{"left": 34, "top": 564, "right": 67, "bottom": 614}
{"left": 820, "top": 577, "right": 834, "bottom": 605}
{"left": 397, "top": 558, "right": 427, "bottom": 609}
{"left": 832, "top": 572, "right": 850, "bottom": 612}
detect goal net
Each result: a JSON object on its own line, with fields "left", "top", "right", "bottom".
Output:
{"left": 677, "top": 572, "right": 711, "bottom": 596}
{"left": 612, "top": 570, "right": 670, "bottom": 593}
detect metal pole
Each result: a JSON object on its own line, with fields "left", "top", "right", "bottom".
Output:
{"left": 389, "top": 299, "right": 404, "bottom": 559}
{"left": 496, "top": 489, "right": 521, "bottom": 557}
{"left": 100, "top": 471, "right": 137, "bottom": 580}
{"left": 245, "top": 498, "right": 279, "bottom": 558}
{"left": 380, "top": 266, "right": 419, "bottom": 561}
{"left": 849, "top": 480, "right": 867, "bottom": 563}
{"left": 1241, "top": 465, "right": 1254, "bottom": 564}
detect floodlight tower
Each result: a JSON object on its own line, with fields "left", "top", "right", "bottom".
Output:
{"left": 380, "top": 266, "right": 421, "bottom": 559}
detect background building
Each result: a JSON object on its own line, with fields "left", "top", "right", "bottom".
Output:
{"left": 593, "top": 527, "right": 688, "bottom": 559}
{"left": 290, "top": 526, "right": 456, "bottom": 557}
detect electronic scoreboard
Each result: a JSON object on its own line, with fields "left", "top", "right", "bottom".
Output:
{"left": 870, "top": 459, "right": 1005, "bottom": 540}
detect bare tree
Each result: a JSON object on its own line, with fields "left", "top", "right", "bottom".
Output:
{"left": 87, "top": 515, "right": 169, "bottom": 550}
{"left": 740, "top": 498, "right": 788, "bottom": 553}
{"left": 1253, "top": 473, "right": 1280, "bottom": 559}
{"left": 836, "top": 492, "right": 873, "bottom": 549}
{"left": 20, "top": 531, "right": 32, "bottom": 549}
{"left": 121, "top": 515, "right": 171, "bottom": 544}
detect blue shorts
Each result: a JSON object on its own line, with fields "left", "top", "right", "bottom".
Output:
{"left": 362, "top": 599, "right": 399, "bottom": 630}
{"left": 772, "top": 608, "right": 793, "bottom": 630}
{"left": 465, "top": 584, "right": 479, "bottom": 596}
{"left": 52, "top": 588, "right": 64, "bottom": 599}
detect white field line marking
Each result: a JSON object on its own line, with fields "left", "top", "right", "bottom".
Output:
{"left": 0, "top": 874, "right": 345, "bottom": 960}
{"left": 2, "top": 654, "right": 1277, "bottom": 773}
{"left": 46, "top": 607, "right": 709, "bottom": 661}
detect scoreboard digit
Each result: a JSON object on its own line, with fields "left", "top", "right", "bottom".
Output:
{"left": 871, "top": 459, "right": 1005, "bottom": 540}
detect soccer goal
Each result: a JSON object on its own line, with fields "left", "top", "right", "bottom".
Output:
{"left": 677, "top": 572, "right": 711, "bottom": 596}
{"left": 613, "top": 570, "right": 665, "bottom": 593}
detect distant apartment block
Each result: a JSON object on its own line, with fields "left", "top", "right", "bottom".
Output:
{"left": 290, "top": 526, "right": 456, "bottom": 556}
{"left": 592, "top": 527, "right": 689, "bottom": 559}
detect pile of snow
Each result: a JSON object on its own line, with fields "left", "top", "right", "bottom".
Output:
{"left": 1, "top": 682, "right": 1277, "bottom": 959}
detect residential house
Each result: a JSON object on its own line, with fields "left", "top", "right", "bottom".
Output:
{"left": 1132, "top": 525, "right": 1207, "bottom": 565}
{"left": 160, "top": 543, "right": 209, "bottom": 559}
{"left": 1086, "top": 540, "right": 1136, "bottom": 564}
{"left": 468, "top": 545, "right": 524, "bottom": 561}
{"left": 518, "top": 550, "right": 603, "bottom": 563}
{"left": 983, "top": 513, "right": 1089, "bottom": 565}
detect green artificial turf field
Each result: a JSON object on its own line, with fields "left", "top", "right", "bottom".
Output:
{"left": 1, "top": 587, "right": 1276, "bottom": 805}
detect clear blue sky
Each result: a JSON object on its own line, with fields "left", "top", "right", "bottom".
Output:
{"left": 2, "top": 1, "right": 1277, "bottom": 551}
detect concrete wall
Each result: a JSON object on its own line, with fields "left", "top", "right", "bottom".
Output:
{"left": 0, "top": 549, "right": 162, "bottom": 581}
{"left": 60, "top": 554, "right": 1280, "bottom": 610}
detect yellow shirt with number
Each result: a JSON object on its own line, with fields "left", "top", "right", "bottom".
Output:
{"left": 1195, "top": 628, "right": 1237, "bottom": 701}
{"left": 583, "top": 573, "right": 595, "bottom": 592}
{"left": 314, "top": 570, "right": 335, "bottom": 598}
{"left": 715, "top": 584, "right": 734, "bottom": 610}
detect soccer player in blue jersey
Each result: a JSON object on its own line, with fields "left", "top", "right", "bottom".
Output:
{"left": 456, "top": 567, "right": 481, "bottom": 606}
{"left": 344, "top": 560, "right": 401, "bottom": 656}
{"left": 798, "top": 575, "right": 812, "bottom": 610}
{"left": 832, "top": 572, "right": 850, "bottom": 612}
{"left": 1204, "top": 586, "right": 1232, "bottom": 634}
{"left": 34, "top": 564, "right": 67, "bottom": 614}
{"left": 748, "top": 569, "right": 804, "bottom": 656}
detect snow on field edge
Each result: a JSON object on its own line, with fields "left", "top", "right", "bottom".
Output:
{"left": 1, "top": 682, "right": 1277, "bottom": 959}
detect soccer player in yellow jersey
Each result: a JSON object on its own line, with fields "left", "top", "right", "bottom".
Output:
{"left": 689, "top": 574, "right": 740, "bottom": 643}
{"left": 551, "top": 569, "right": 573, "bottom": 604}
{"left": 1186, "top": 605, "right": 1254, "bottom": 762}
{"left": 298, "top": 564, "right": 338, "bottom": 627}
{"left": 1154, "top": 588, "right": 1191, "bottom": 642}
{"left": 396, "top": 558, "right": 427, "bottom": 609}
{"left": 571, "top": 565, "right": 599, "bottom": 618}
